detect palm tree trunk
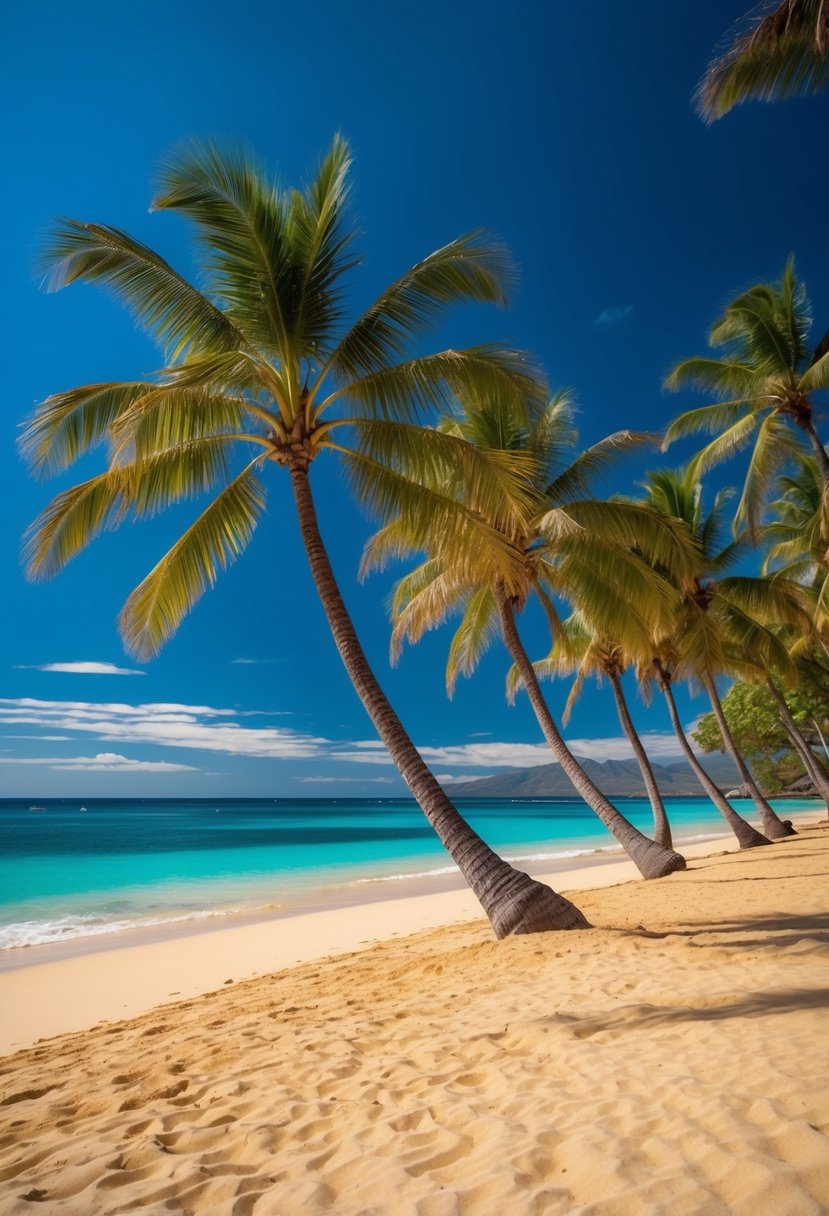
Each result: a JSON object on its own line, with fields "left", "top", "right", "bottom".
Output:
{"left": 701, "top": 671, "right": 796, "bottom": 839}
{"left": 606, "top": 669, "right": 673, "bottom": 849}
{"left": 654, "top": 661, "right": 769, "bottom": 848}
{"left": 800, "top": 415, "right": 829, "bottom": 489}
{"left": 493, "top": 583, "right": 685, "bottom": 878}
{"left": 765, "top": 676, "right": 829, "bottom": 808}
{"left": 288, "top": 464, "right": 588, "bottom": 936}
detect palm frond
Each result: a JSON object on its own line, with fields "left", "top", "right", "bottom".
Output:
{"left": 153, "top": 138, "right": 298, "bottom": 359}
{"left": 733, "top": 412, "right": 802, "bottom": 537}
{"left": 23, "top": 471, "right": 130, "bottom": 579}
{"left": 546, "top": 430, "right": 655, "bottom": 503}
{"left": 19, "top": 382, "right": 158, "bottom": 478}
{"left": 662, "top": 400, "right": 756, "bottom": 449}
{"left": 38, "top": 221, "right": 246, "bottom": 360}
{"left": 325, "top": 232, "right": 516, "bottom": 383}
{"left": 119, "top": 460, "right": 267, "bottom": 658}
{"left": 288, "top": 134, "right": 357, "bottom": 354}
{"left": 664, "top": 357, "right": 759, "bottom": 398}
{"left": 696, "top": 0, "right": 829, "bottom": 122}
{"left": 445, "top": 585, "right": 498, "bottom": 695}
{"left": 321, "top": 345, "right": 544, "bottom": 423}
{"left": 687, "top": 411, "right": 767, "bottom": 480}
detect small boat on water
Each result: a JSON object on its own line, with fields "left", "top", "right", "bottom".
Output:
{"left": 79, "top": 806, "right": 88, "bottom": 812}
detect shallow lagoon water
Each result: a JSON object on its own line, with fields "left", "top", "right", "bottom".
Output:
{"left": 0, "top": 796, "right": 817, "bottom": 951}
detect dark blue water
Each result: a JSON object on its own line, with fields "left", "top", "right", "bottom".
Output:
{"left": 0, "top": 796, "right": 816, "bottom": 950}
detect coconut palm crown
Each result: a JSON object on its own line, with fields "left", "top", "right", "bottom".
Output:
{"left": 364, "top": 389, "right": 701, "bottom": 877}
{"left": 664, "top": 257, "right": 829, "bottom": 536}
{"left": 696, "top": 0, "right": 829, "bottom": 123}
{"left": 20, "top": 136, "right": 591, "bottom": 938}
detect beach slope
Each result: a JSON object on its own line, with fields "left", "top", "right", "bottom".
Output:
{"left": 1, "top": 825, "right": 828, "bottom": 1214}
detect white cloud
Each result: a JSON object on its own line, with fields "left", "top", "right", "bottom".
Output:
{"left": 0, "top": 698, "right": 330, "bottom": 760}
{"left": 229, "top": 658, "right": 279, "bottom": 665}
{"left": 0, "top": 699, "right": 695, "bottom": 776}
{"left": 0, "top": 752, "right": 199, "bottom": 773}
{"left": 594, "top": 305, "right": 634, "bottom": 328}
{"left": 298, "top": 776, "right": 397, "bottom": 785}
{"left": 14, "top": 661, "right": 145, "bottom": 676}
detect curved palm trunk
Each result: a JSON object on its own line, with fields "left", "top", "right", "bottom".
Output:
{"left": 288, "top": 465, "right": 588, "bottom": 936}
{"left": 800, "top": 416, "right": 829, "bottom": 489}
{"left": 607, "top": 669, "right": 673, "bottom": 849}
{"left": 765, "top": 676, "right": 829, "bottom": 809}
{"left": 701, "top": 671, "right": 796, "bottom": 839}
{"left": 654, "top": 663, "right": 770, "bottom": 848}
{"left": 493, "top": 583, "right": 686, "bottom": 878}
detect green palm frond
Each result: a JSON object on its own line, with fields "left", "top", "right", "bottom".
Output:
{"left": 687, "top": 411, "right": 767, "bottom": 480}
{"left": 23, "top": 471, "right": 131, "bottom": 580}
{"left": 718, "top": 574, "right": 812, "bottom": 630}
{"left": 733, "top": 412, "right": 803, "bottom": 536}
{"left": 445, "top": 585, "right": 499, "bottom": 695}
{"left": 336, "top": 444, "right": 529, "bottom": 590}
{"left": 19, "top": 382, "right": 159, "bottom": 478}
{"left": 545, "top": 429, "right": 655, "bottom": 503}
{"left": 541, "top": 499, "right": 702, "bottom": 585}
{"left": 325, "top": 232, "right": 515, "bottom": 383}
{"left": 120, "top": 460, "right": 267, "bottom": 659}
{"left": 323, "top": 345, "right": 544, "bottom": 423}
{"left": 696, "top": 0, "right": 829, "bottom": 122}
{"left": 38, "top": 221, "right": 246, "bottom": 360}
{"left": 288, "top": 134, "right": 357, "bottom": 353}
{"left": 664, "top": 358, "right": 759, "bottom": 398}
{"left": 800, "top": 343, "right": 829, "bottom": 392}
{"left": 110, "top": 388, "right": 256, "bottom": 463}
{"left": 152, "top": 138, "right": 299, "bottom": 358}
{"left": 346, "top": 418, "right": 541, "bottom": 535}
{"left": 662, "top": 400, "right": 756, "bottom": 448}
{"left": 390, "top": 562, "right": 471, "bottom": 668}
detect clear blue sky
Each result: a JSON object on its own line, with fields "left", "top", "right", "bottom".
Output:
{"left": 2, "top": 0, "right": 827, "bottom": 797}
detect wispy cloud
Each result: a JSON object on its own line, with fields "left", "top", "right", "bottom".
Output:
{"left": 228, "top": 658, "right": 280, "bottom": 665}
{"left": 298, "top": 776, "right": 397, "bottom": 785}
{"left": 0, "top": 699, "right": 329, "bottom": 760}
{"left": 0, "top": 752, "right": 199, "bottom": 773}
{"left": 0, "top": 698, "right": 695, "bottom": 774}
{"left": 14, "top": 661, "right": 145, "bottom": 676}
{"left": 594, "top": 305, "right": 633, "bottom": 328}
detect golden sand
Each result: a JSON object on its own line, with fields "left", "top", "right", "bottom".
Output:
{"left": 1, "top": 824, "right": 828, "bottom": 1214}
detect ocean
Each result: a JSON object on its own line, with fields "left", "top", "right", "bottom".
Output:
{"left": 0, "top": 796, "right": 818, "bottom": 957}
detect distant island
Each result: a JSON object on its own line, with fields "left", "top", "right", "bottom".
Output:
{"left": 450, "top": 755, "right": 742, "bottom": 798}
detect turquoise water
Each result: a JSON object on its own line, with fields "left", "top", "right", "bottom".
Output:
{"left": 0, "top": 796, "right": 817, "bottom": 953}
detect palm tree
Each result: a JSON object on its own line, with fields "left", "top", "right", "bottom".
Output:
{"left": 638, "top": 466, "right": 810, "bottom": 839}
{"left": 761, "top": 456, "right": 829, "bottom": 803}
{"left": 664, "top": 258, "right": 829, "bottom": 537}
{"left": 696, "top": 0, "right": 829, "bottom": 122}
{"left": 534, "top": 618, "right": 674, "bottom": 849}
{"left": 366, "top": 391, "right": 695, "bottom": 878}
{"left": 19, "top": 137, "right": 590, "bottom": 937}
{"left": 646, "top": 648, "right": 771, "bottom": 849}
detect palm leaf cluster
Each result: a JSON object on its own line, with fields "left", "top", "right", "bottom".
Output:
{"left": 697, "top": 0, "right": 829, "bottom": 121}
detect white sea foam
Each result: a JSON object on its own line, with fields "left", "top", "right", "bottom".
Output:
{"left": 350, "top": 847, "right": 602, "bottom": 886}
{"left": 0, "top": 907, "right": 241, "bottom": 951}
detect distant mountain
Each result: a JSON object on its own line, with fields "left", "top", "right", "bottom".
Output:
{"left": 450, "top": 755, "right": 741, "bottom": 798}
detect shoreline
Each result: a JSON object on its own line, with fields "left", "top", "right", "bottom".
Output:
{"left": 1, "top": 809, "right": 823, "bottom": 1056}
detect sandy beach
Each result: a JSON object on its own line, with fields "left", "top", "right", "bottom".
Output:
{"left": 2, "top": 821, "right": 828, "bottom": 1213}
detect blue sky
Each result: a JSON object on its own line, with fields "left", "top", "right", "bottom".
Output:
{"left": 2, "top": 0, "right": 827, "bottom": 797}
